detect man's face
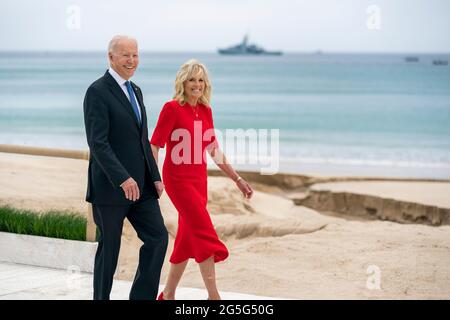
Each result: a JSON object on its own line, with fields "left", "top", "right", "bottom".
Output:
{"left": 109, "top": 39, "right": 139, "bottom": 80}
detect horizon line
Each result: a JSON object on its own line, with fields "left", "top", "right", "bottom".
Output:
{"left": 0, "top": 50, "right": 450, "bottom": 55}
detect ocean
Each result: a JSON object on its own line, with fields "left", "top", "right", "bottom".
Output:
{"left": 1, "top": 52, "right": 450, "bottom": 178}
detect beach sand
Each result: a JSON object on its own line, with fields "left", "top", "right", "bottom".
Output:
{"left": 1, "top": 152, "right": 449, "bottom": 299}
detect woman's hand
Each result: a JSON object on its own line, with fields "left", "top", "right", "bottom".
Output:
{"left": 235, "top": 177, "right": 254, "bottom": 199}
{"left": 208, "top": 147, "right": 254, "bottom": 199}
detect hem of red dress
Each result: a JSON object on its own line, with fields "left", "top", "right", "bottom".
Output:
{"left": 169, "top": 250, "right": 229, "bottom": 264}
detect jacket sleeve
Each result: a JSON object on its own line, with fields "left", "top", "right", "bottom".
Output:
{"left": 83, "top": 85, "right": 130, "bottom": 188}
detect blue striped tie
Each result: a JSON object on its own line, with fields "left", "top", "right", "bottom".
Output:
{"left": 125, "top": 81, "right": 141, "bottom": 125}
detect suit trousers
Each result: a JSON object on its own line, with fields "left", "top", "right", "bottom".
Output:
{"left": 92, "top": 180, "right": 168, "bottom": 300}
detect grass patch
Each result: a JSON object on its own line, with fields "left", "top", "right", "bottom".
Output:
{"left": 0, "top": 206, "right": 86, "bottom": 241}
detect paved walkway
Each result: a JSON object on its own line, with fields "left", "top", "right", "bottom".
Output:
{"left": 0, "top": 262, "right": 282, "bottom": 300}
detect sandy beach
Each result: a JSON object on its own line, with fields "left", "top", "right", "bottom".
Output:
{"left": 1, "top": 152, "right": 449, "bottom": 299}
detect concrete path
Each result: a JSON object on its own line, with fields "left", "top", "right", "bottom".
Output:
{"left": 0, "top": 262, "right": 283, "bottom": 300}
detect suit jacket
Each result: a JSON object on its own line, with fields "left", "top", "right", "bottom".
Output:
{"left": 83, "top": 70, "right": 161, "bottom": 205}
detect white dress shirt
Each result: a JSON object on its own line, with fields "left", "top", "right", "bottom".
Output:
{"left": 108, "top": 67, "right": 142, "bottom": 120}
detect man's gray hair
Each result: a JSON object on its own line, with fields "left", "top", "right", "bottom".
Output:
{"left": 108, "top": 35, "right": 137, "bottom": 54}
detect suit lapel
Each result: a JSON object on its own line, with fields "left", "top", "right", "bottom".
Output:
{"left": 104, "top": 71, "right": 141, "bottom": 129}
{"left": 131, "top": 82, "right": 147, "bottom": 132}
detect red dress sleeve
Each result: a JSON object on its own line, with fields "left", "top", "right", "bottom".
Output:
{"left": 205, "top": 106, "right": 219, "bottom": 152}
{"left": 150, "top": 101, "right": 176, "bottom": 148}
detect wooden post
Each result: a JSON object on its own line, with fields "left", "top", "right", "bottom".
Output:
{"left": 86, "top": 204, "right": 96, "bottom": 242}
{"left": 81, "top": 149, "right": 96, "bottom": 242}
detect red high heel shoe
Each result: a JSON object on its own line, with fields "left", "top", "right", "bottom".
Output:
{"left": 157, "top": 292, "right": 164, "bottom": 300}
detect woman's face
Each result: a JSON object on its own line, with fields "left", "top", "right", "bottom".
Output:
{"left": 184, "top": 72, "right": 205, "bottom": 101}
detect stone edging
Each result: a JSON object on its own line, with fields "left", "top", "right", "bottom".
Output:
{"left": 0, "top": 231, "right": 97, "bottom": 273}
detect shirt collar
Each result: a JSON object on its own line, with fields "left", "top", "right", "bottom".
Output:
{"left": 108, "top": 67, "right": 130, "bottom": 86}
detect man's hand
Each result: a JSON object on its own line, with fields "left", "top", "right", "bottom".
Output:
{"left": 120, "top": 177, "right": 140, "bottom": 201}
{"left": 154, "top": 181, "right": 165, "bottom": 198}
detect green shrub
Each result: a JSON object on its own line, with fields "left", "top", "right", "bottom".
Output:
{"left": 0, "top": 206, "right": 86, "bottom": 241}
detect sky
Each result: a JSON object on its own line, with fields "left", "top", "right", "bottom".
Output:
{"left": 1, "top": 0, "right": 450, "bottom": 53}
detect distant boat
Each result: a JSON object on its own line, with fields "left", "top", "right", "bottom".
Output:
{"left": 405, "top": 56, "right": 419, "bottom": 62}
{"left": 432, "top": 59, "right": 448, "bottom": 66}
{"left": 218, "top": 35, "right": 282, "bottom": 56}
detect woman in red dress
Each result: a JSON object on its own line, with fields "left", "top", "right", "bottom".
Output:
{"left": 150, "top": 59, "right": 253, "bottom": 300}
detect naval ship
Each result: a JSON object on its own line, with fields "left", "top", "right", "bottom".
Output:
{"left": 218, "top": 35, "right": 282, "bottom": 56}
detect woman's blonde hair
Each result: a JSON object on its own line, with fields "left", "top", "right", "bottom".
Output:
{"left": 173, "top": 59, "right": 212, "bottom": 106}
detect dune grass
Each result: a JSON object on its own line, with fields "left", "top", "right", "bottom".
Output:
{"left": 0, "top": 205, "right": 86, "bottom": 241}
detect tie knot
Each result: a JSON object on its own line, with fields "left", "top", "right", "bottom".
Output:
{"left": 125, "top": 80, "right": 132, "bottom": 88}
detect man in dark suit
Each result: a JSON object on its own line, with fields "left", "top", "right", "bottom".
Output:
{"left": 83, "top": 35, "right": 168, "bottom": 300}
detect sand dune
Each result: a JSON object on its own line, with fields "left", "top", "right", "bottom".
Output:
{"left": 311, "top": 181, "right": 450, "bottom": 209}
